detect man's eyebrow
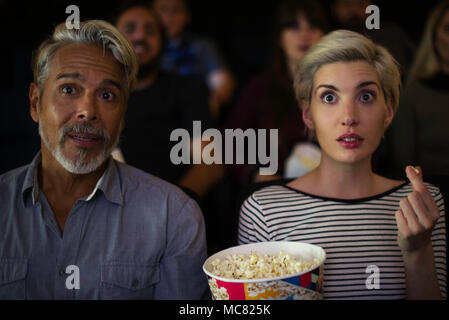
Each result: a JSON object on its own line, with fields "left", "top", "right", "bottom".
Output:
{"left": 55, "top": 74, "right": 122, "bottom": 90}
{"left": 56, "top": 73, "right": 82, "bottom": 80}
{"left": 103, "top": 79, "right": 122, "bottom": 90}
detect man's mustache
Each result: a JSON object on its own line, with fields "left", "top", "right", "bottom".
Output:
{"left": 59, "top": 122, "right": 110, "bottom": 144}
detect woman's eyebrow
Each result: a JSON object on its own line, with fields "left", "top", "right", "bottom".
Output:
{"left": 315, "top": 81, "right": 380, "bottom": 93}
{"left": 357, "top": 81, "right": 380, "bottom": 89}
{"left": 315, "top": 84, "right": 339, "bottom": 92}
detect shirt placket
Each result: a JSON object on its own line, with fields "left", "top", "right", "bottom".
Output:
{"left": 53, "top": 201, "right": 84, "bottom": 300}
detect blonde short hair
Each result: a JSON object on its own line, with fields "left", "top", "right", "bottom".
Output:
{"left": 294, "top": 29, "right": 401, "bottom": 113}
{"left": 32, "top": 20, "right": 138, "bottom": 101}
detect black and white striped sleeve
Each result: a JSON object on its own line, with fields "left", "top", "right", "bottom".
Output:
{"left": 238, "top": 193, "right": 270, "bottom": 244}
{"left": 429, "top": 186, "right": 447, "bottom": 299}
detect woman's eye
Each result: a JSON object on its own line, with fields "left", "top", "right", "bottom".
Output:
{"left": 360, "top": 92, "right": 375, "bottom": 103}
{"left": 322, "top": 93, "right": 336, "bottom": 104}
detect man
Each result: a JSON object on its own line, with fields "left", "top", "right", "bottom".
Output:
{"left": 153, "top": 0, "right": 235, "bottom": 118}
{"left": 0, "top": 20, "right": 209, "bottom": 299}
{"left": 113, "top": 2, "right": 224, "bottom": 200}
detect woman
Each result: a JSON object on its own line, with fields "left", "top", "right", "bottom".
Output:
{"left": 226, "top": 0, "right": 328, "bottom": 185}
{"left": 238, "top": 30, "right": 446, "bottom": 300}
{"left": 390, "top": 0, "right": 449, "bottom": 177}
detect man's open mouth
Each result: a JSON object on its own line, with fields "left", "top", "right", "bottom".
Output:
{"left": 68, "top": 133, "right": 101, "bottom": 142}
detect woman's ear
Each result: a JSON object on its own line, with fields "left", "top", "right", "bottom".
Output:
{"left": 383, "top": 103, "right": 394, "bottom": 129}
{"left": 302, "top": 105, "right": 315, "bottom": 130}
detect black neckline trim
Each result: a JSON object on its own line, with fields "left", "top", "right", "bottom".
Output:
{"left": 282, "top": 182, "right": 409, "bottom": 204}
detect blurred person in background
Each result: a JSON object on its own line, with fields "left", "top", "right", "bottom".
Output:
{"left": 114, "top": 1, "right": 228, "bottom": 255}
{"left": 389, "top": 0, "right": 449, "bottom": 178}
{"left": 226, "top": 0, "right": 328, "bottom": 186}
{"left": 113, "top": 1, "right": 224, "bottom": 200}
{"left": 153, "top": 0, "right": 235, "bottom": 119}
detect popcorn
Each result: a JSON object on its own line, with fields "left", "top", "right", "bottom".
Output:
{"left": 208, "top": 278, "right": 229, "bottom": 300}
{"left": 210, "top": 251, "right": 319, "bottom": 279}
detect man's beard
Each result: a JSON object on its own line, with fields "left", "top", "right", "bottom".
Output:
{"left": 39, "top": 120, "right": 119, "bottom": 175}
{"left": 131, "top": 40, "right": 162, "bottom": 80}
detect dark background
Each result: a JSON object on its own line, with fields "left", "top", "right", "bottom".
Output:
{"left": 0, "top": 0, "right": 442, "bottom": 174}
{"left": 0, "top": 0, "right": 442, "bottom": 83}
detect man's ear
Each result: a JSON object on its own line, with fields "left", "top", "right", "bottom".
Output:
{"left": 29, "top": 83, "right": 40, "bottom": 123}
{"left": 302, "top": 105, "right": 315, "bottom": 131}
{"left": 119, "top": 118, "right": 125, "bottom": 133}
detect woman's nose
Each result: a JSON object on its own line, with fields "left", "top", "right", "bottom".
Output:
{"left": 341, "top": 101, "right": 359, "bottom": 126}
{"left": 342, "top": 116, "right": 357, "bottom": 126}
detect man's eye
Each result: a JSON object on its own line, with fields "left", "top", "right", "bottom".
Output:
{"left": 124, "top": 23, "right": 136, "bottom": 34}
{"left": 322, "top": 93, "right": 336, "bottom": 104}
{"left": 61, "top": 86, "right": 76, "bottom": 95}
{"left": 101, "top": 91, "right": 115, "bottom": 101}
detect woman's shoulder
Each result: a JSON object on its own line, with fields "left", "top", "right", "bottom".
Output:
{"left": 422, "top": 182, "right": 444, "bottom": 199}
{"left": 245, "top": 179, "right": 442, "bottom": 207}
{"left": 249, "top": 184, "right": 302, "bottom": 201}
{"left": 245, "top": 184, "right": 311, "bottom": 207}
{"left": 388, "top": 179, "right": 442, "bottom": 197}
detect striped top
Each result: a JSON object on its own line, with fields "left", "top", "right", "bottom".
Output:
{"left": 238, "top": 182, "right": 447, "bottom": 300}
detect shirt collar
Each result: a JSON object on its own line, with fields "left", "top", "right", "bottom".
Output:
{"left": 92, "top": 157, "right": 123, "bottom": 206}
{"left": 21, "top": 152, "right": 123, "bottom": 207}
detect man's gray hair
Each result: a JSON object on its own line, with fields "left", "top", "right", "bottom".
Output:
{"left": 32, "top": 20, "right": 138, "bottom": 101}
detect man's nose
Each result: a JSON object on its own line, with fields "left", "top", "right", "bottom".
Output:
{"left": 76, "top": 94, "right": 98, "bottom": 121}
{"left": 132, "top": 26, "right": 146, "bottom": 41}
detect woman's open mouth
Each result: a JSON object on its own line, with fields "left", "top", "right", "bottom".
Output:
{"left": 336, "top": 133, "right": 363, "bottom": 148}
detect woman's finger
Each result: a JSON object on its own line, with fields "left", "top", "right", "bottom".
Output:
{"left": 395, "top": 209, "right": 413, "bottom": 251}
{"left": 407, "top": 191, "right": 435, "bottom": 230}
{"left": 399, "top": 197, "right": 423, "bottom": 234}
{"left": 395, "top": 209, "right": 409, "bottom": 236}
{"left": 406, "top": 166, "right": 440, "bottom": 219}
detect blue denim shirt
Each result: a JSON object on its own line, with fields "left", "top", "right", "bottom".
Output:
{"left": 0, "top": 152, "right": 209, "bottom": 299}
{"left": 161, "top": 34, "right": 225, "bottom": 83}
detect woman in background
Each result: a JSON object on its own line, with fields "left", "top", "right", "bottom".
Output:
{"left": 225, "top": 0, "right": 328, "bottom": 185}
{"left": 238, "top": 30, "right": 446, "bottom": 300}
{"left": 390, "top": 0, "right": 449, "bottom": 177}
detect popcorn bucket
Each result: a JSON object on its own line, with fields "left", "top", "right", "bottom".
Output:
{"left": 203, "top": 241, "right": 326, "bottom": 300}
